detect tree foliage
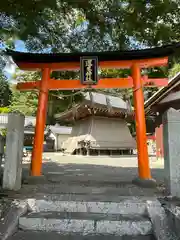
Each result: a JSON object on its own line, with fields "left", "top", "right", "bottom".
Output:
{"left": 0, "top": 73, "right": 12, "bottom": 106}
{"left": 2, "top": 0, "right": 180, "bottom": 119}
{"left": 168, "top": 63, "right": 180, "bottom": 78}
{"left": 0, "top": 107, "right": 10, "bottom": 113}
{"left": 1, "top": 0, "right": 180, "bottom": 52}
{"left": 9, "top": 71, "right": 39, "bottom": 115}
{"left": 10, "top": 87, "right": 38, "bottom": 116}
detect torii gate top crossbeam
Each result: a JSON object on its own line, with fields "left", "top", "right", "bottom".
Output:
{"left": 5, "top": 43, "right": 180, "bottom": 71}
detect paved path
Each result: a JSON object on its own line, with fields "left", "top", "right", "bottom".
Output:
{"left": 43, "top": 153, "right": 164, "bottom": 169}
{"left": 11, "top": 154, "right": 166, "bottom": 199}
{"left": 41, "top": 154, "right": 164, "bottom": 182}
{"left": 22, "top": 154, "right": 164, "bottom": 184}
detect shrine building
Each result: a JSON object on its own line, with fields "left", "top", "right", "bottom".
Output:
{"left": 55, "top": 92, "right": 136, "bottom": 155}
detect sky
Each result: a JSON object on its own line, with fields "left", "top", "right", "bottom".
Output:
{"left": 15, "top": 40, "right": 26, "bottom": 52}
{"left": 3, "top": 40, "right": 26, "bottom": 78}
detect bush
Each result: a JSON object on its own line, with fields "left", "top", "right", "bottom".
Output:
{"left": 0, "top": 107, "right": 10, "bottom": 114}
{"left": 169, "top": 63, "right": 180, "bottom": 78}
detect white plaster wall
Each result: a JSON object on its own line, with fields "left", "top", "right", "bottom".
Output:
{"left": 90, "top": 117, "right": 136, "bottom": 149}
{"left": 57, "top": 134, "right": 71, "bottom": 150}
{"left": 64, "top": 116, "right": 136, "bottom": 153}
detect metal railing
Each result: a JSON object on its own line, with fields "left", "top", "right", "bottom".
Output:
{"left": 0, "top": 114, "right": 8, "bottom": 127}
{"left": 0, "top": 114, "right": 36, "bottom": 128}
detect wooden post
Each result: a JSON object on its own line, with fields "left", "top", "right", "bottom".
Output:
{"left": 86, "top": 148, "right": 90, "bottom": 156}
{"left": 132, "top": 64, "right": 151, "bottom": 180}
{"left": 31, "top": 68, "right": 50, "bottom": 176}
{"left": 155, "top": 124, "right": 164, "bottom": 159}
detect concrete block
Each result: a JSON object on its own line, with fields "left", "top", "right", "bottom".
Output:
{"left": 0, "top": 200, "right": 27, "bottom": 240}
{"left": 19, "top": 216, "right": 152, "bottom": 236}
{"left": 19, "top": 218, "right": 95, "bottom": 235}
{"left": 27, "top": 199, "right": 38, "bottom": 212}
{"left": 162, "top": 108, "right": 180, "bottom": 198}
{"left": 6, "top": 231, "right": 154, "bottom": 240}
{"left": 3, "top": 113, "right": 25, "bottom": 191}
{"left": 27, "top": 198, "right": 147, "bottom": 215}
{"left": 96, "top": 219, "right": 152, "bottom": 236}
{"left": 164, "top": 204, "right": 180, "bottom": 239}
{"left": 146, "top": 199, "right": 178, "bottom": 240}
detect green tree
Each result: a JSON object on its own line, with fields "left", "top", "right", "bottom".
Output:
{"left": 9, "top": 71, "right": 39, "bottom": 115}
{"left": 10, "top": 87, "right": 38, "bottom": 116}
{"left": 0, "top": 73, "right": 12, "bottom": 106}
{"left": 168, "top": 63, "right": 180, "bottom": 78}
{"left": 1, "top": 1, "right": 180, "bottom": 52}
{"left": 2, "top": 0, "right": 179, "bottom": 118}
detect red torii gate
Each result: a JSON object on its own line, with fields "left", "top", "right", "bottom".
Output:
{"left": 6, "top": 43, "right": 180, "bottom": 185}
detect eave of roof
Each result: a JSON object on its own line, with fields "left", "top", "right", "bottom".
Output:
{"left": 5, "top": 43, "right": 180, "bottom": 64}
{"left": 54, "top": 104, "right": 134, "bottom": 122}
{"left": 55, "top": 92, "right": 133, "bottom": 120}
{"left": 145, "top": 72, "right": 180, "bottom": 114}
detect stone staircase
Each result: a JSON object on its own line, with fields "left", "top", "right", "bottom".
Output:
{"left": 8, "top": 197, "right": 156, "bottom": 239}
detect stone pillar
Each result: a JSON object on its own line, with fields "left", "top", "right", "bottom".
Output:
{"left": 163, "top": 108, "right": 180, "bottom": 197}
{"left": 0, "top": 135, "right": 5, "bottom": 169}
{"left": 55, "top": 134, "right": 58, "bottom": 152}
{"left": 3, "top": 113, "right": 25, "bottom": 190}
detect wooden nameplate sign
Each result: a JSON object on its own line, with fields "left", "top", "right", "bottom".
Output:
{"left": 80, "top": 56, "right": 98, "bottom": 85}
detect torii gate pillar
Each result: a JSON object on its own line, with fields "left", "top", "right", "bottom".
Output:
{"left": 132, "top": 64, "right": 156, "bottom": 187}
{"left": 31, "top": 68, "right": 49, "bottom": 176}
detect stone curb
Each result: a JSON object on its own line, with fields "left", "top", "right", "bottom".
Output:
{"left": 0, "top": 200, "right": 27, "bottom": 240}
{"left": 19, "top": 217, "right": 152, "bottom": 236}
{"left": 146, "top": 199, "right": 178, "bottom": 240}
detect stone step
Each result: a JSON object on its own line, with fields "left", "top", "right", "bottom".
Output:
{"left": 27, "top": 198, "right": 147, "bottom": 215}
{"left": 19, "top": 212, "right": 152, "bottom": 236}
{"left": 8, "top": 231, "right": 155, "bottom": 240}
{"left": 11, "top": 188, "right": 161, "bottom": 202}
{"left": 18, "top": 182, "right": 162, "bottom": 197}
{"left": 25, "top": 193, "right": 156, "bottom": 202}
